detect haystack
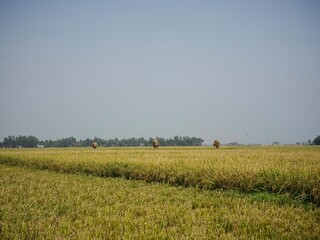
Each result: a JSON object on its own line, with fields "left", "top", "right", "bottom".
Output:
{"left": 152, "top": 138, "right": 159, "bottom": 149}
{"left": 213, "top": 139, "right": 220, "bottom": 149}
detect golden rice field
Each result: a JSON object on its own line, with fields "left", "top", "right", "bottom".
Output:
{"left": 0, "top": 146, "right": 320, "bottom": 239}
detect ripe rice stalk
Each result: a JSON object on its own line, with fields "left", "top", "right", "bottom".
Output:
{"left": 0, "top": 146, "right": 319, "bottom": 205}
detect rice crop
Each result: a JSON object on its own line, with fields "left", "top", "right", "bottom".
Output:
{"left": 1, "top": 164, "right": 319, "bottom": 239}
{"left": 0, "top": 146, "right": 319, "bottom": 205}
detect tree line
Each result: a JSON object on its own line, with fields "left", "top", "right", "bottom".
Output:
{"left": 2, "top": 135, "right": 320, "bottom": 148}
{"left": 0, "top": 135, "right": 204, "bottom": 148}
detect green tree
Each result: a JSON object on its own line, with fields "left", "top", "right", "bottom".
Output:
{"left": 312, "top": 135, "right": 320, "bottom": 145}
{"left": 3, "top": 136, "right": 16, "bottom": 148}
{"left": 58, "top": 137, "right": 77, "bottom": 147}
{"left": 26, "top": 136, "right": 39, "bottom": 148}
{"left": 94, "top": 137, "right": 106, "bottom": 147}
{"left": 16, "top": 135, "right": 27, "bottom": 147}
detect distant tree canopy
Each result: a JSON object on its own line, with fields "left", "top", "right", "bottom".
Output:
{"left": 313, "top": 135, "right": 320, "bottom": 145}
{"left": 2, "top": 135, "right": 39, "bottom": 148}
{"left": 0, "top": 135, "right": 204, "bottom": 148}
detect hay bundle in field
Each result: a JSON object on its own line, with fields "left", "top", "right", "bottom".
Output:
{"left": 152, "top": 138, "right": 159, "bottom": 149}
{"left": 92, "top": 142, "right": 98, "bottom": 149}
{"left": 213, "top": 139, "right": 220, "bottom": 149}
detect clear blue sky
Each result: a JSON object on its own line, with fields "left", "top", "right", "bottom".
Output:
{"left": 1, "top": 0, "right": 319, "bottom": 144}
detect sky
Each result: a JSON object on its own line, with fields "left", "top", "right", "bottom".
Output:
{"left": 0, "top": 0, "right": 319, "bottom": 144}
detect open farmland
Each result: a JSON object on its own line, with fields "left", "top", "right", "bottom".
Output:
{"left": 0, "top": 146, "right": 320, "bottom": 239}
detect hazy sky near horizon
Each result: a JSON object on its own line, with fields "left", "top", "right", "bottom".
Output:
{"left": 1, "top": 0, "right": 319, "bottom": 144}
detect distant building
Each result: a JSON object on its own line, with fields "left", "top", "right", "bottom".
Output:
{"left": 228, "top": 142, "right": 240, "bottom": 146}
